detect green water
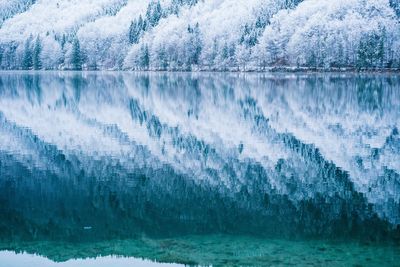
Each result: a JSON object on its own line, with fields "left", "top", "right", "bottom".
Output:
{"left": 2, "top": 235, "right": 400, "bottom": 266}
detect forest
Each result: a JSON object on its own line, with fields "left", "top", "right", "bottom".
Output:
{"left": 0, "top": 0, "right": 399, "bottom": 71}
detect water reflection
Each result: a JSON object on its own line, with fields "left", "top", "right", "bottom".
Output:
{"left": 0, "top": 72, "right": 399, "bottom": 265}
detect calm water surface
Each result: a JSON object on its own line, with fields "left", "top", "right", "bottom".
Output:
{"left": 0, "top": 72, "right": 399, "bottom": 266}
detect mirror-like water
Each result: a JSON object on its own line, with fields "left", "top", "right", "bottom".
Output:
{"left": 0, "top": 72, "right": 399, "bottom": 266}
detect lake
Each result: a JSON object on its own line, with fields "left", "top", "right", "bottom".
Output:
{"left": 0, "top": 72, "right": 399, "bottom": 266}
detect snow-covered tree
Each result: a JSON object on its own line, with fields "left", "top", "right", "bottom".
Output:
{"left": 139, "top": 44, "right": 150, "bottom": 70}
{"left": 284, "top": 0, "right": 304, "bottom": 9}
{"left": 22, "top": 36, "right": 33, "bottom": 70}
{"left": 0, "top": 0, "right": 399, "bottom": 71}
{"left": 153, "top": 44, "right": 169, "bottom": 70}
{"left": 32, "top": 36, "right": 42, "bottom": 70}
{"left": 0, "top": 46, "right": 3, "bottom": 66}
{"left": 235, "top": 44, "right": 251, "bottom": 71}
{"left": 41, "top": 36, "right": 62, "bottom": 70}
{"left": 390, "top": 0, "right": 400, "bottom": 17}
{"left": 70, "top": 38, "right": 82, "bottom": 70}
{"left": 186, "top": 23, "right": 202, "bottom": 66}
{"left": 129, "top": 15, "right": 145, "bottom": 44}
{"left": 146, "top": 1, "right": 162, "bottom": 28}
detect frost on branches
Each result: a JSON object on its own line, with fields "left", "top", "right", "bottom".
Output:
{"left": 0, "top": 0, "right": 399, "bottom": 71}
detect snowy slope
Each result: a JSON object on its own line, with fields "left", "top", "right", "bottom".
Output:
{"left": 0, "top": 0, "right": 128, "bottom": 42}
{"left": 0, "top": 0, "right": 399, "bottom": 70}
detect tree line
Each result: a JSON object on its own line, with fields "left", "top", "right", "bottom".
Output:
{"left": 0, "top": 0, "right": 399, "bottom": 71}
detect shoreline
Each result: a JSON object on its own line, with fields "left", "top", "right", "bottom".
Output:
{"left": 1, "top": 68, "right": 400, "bottom": 74}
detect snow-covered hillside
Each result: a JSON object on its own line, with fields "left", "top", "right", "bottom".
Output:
{"left": 0, "top": 0, "right": 399, "bottom": 70}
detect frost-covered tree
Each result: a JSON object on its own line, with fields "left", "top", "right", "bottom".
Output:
{"left": 357, "top": 31, "right": 385, "bottom": 68}
{"left": 284, "top": 0, "right": 304, "bottom": 9}
{"left": 70, "top": 38, "right": 82, "bottom": 70}
{"left": 240, "top": 23, "right": 263, "bottom": 48}
{"left": 146, "top": 1, "right": 162, "bottom": 28}
{"left": 153, "top": 45, "right": 169, "bottom": 70}
{"left": 32, "top": 36, "right": 42, "bottom": 70}
{"left": 200, "top": 38, "right": 218, "bottom": 68}
{"left": 170, "top": 0, "right": 199, "bottom": 14}
{"left": 139, "top": 44, "right": 150, "bottom": 70}
{"left": 41, "top": 36, "right": 62, "bottom": 70}
{"left": 219, "top": 42, "right": 237, "bottom": 69}
{"left": 128, "top": 16, "right": 145, "bottom": 44}
{"left": 0, "top": 43, "right": 17, "bottom": 69}
{"left": 390, "top": 0, "right": 400, "bottom": 17}
{"left": 60, "top": 34, "right": 67, "bottom": 51}
{"left": 22, "top": 36, "right": 33, "bottom": 70}
{"left": 235, "top": 44, "right": 250, "bottom": 71}
{"left": 1, "top": 0, "right": 400, "bottom": 71}
{"left": 0, "top": 46, "right": 3, "bottom": 67}
{"left": 186, "top": 23, "right": 202, "bottom": 66}
{"left": 129, "top": 20, "right": 138, "bottom": 44}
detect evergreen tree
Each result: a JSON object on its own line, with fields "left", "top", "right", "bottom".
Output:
{"left": 129, "top": 20, "right": 137, "bottom": 44}
{"left": 284, "top": 0, "right": 304, "bottom": 9}
{"left": 58, "top": 34, "right": 67, "bottom": 66}
{"left": 209, "top": 38, "right": 218, "bottom": 66}
{"left": 2, "top": 44, "right": 17, "bottom": 70}
{"left": 255, "top": 16, "right": 267, "bottom": 29}
{"left": 379, "top": 27, "right": 386, "bottom": 68}
{"left": 222, "top": 43, "right": 230, "bottom": 60}
{"left": 61, "top": 34, "right": 67, "bottom": 50}
{"left": 128, "top": 17, "right": 144, "bottom": 44}
{"left": 235, "top": 44, "right": 250, "bottom": 71}
{"left": 170, "top": 0, "right": 198, "bottom": 15}
{"left": 240, "top": 21, "right": 264, "bottom": 48}
{"left": 0, "top": 46, "right": 3, "bottom": 68}
{"left": 146, "top": 1, "right": 162, "bottom": 28}
{"left": 157, "top": 45, "right": 169, "bottom": 70}
{"left": 33, "top": 36, "right": 42, "bottom": 70}
{"left": 220, "top": 42, "right": 236, "bottom": 68}
{"left": 139, "top": 44, "right": 150, "bottom": 70}
{"left": 170, "top": 0, "right": 180, "bottom": 15}
{"left": 22, "top": 36, "right": 33, "bottom": 70}
{"left": 357, "top": 32, "right": 384, "bottom": 68}
{"left": 390, "top": 0, "right": 400, "bottom": 17}
{"left": 187, "top": 23, "right": 202, "bottom": 65}
{"left": 265, "top": 38, "right": 279, "bottom": 64}
{"left": 139, "top": 15, "right": 147, "bottom": 31}
{"left": 71, "top": 38, "right": 82, "bottom": 70}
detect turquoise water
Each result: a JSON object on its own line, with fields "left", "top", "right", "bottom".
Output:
{"left": 1, "top": 235, "right": 400, "bottom": 266}
{"left": 0, "top": 72, "right": 399, "bottom": 266}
